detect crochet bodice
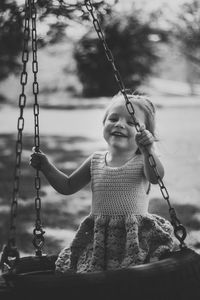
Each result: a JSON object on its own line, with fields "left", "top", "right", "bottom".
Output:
{"left": 90, "top": 151, "right": 149, "bottom": 216}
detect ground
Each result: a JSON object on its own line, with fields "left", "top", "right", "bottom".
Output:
{"left": 0, "top": 94, "right": 200, "bottom": 257}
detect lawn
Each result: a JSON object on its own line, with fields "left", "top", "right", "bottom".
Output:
{"left": 0, "top": 97, "right": 200, "bottom": 257}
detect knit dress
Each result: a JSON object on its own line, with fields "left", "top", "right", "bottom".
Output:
{"left": 55, "top": 151, "right": 174, "bottom": 273}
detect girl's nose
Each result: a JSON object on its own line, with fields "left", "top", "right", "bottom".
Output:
{"left": 115, "top": 119, "right": 125, "bottom": 128}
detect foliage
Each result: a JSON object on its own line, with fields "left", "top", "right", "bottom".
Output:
{"left": 172, "top": 0, "right": 200, "bottom": 66}
{"left": 0, "top": 0, "right": 24, "bottom": 80}
{"left": 74, "top": 10, "right": 165, "bottom": 97}
{"left": 0, "top": 0, "right": 112, "bottom": 80}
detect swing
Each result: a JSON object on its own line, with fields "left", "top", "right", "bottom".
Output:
{"left": 0, "top": 1, "right": 200, "bottom": 299}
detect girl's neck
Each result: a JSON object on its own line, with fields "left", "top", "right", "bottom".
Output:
{"left": 106, "top": 147, "right": 137, "bottom": 167}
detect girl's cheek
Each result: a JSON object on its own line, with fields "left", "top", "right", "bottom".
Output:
{"left": 103, "top": 127, "right": 109, "bottom": 140}
{"left": 131, "top": 127, "right": 137, "bottom": 136}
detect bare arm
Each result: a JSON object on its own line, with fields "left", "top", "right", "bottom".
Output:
{"left": 30, "top": 150, "right": 92, "bottom": 195}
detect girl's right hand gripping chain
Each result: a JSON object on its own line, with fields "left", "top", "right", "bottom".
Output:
{"left": 30, "top": 147, "right": 49, "bottom": 172}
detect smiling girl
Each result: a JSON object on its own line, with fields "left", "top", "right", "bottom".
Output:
{"left": 30, "top": 92, "right": 174, "bottom": 273}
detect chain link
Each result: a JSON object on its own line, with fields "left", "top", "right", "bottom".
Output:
{"left": 30, "top": 0, "right": 45, "bottom": 257}
{"left": 84, "top": 0, "right": 187, "bottom": 247}
{"left": 0, "top": 0, "right": 45, "bottom": 270}
{"left": 0, "top": 0, "right": 31, "bottom": 270}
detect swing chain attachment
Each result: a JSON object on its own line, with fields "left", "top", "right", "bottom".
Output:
{"left": 169, "top": 208, "right": 187, "bottom": 247}
{"left": 29, "top": 0, "right": 45, "bottom": 257}
{"left": 0, "top": 244, "right": 20, "bottom": 274}
{"left": 84, "top": 0, "right": 187, "bottom": 248}
{"left": 0, "top": 0, "right": 31, "bottom": 272}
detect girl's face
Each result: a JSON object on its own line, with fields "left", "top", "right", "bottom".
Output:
{"left": 103, "top": 98, "right": 146, "bottom": 152}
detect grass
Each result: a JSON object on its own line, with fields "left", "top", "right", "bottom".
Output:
{"left": 0, "top": 133, "right": 91, "bottom": 256}
{"left": 1, "top": 98, "right": 200, "bottom": 257}
{"left": 1, "top": 37, "right": 200, "bottom": 260}
{"left": 1, "top": 130, "right": 200, "bottom": 257}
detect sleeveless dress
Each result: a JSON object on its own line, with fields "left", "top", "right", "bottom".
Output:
{"left": 55, "top": 151, "right": 174, "bottom": 273}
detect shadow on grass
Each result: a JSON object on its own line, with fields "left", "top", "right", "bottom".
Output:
{"left": 0, "top": 133, "right": 92, "bottom": 200}
{"left": 0, "top": 133, "right": 93, "bottom": 255}
{"left": 149, "top": 198, "right": 200, "bottom": 249}
{"left": 1, "top": 133, "right": 200, "bottom": 256}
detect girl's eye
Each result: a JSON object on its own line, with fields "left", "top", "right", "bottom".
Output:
{"left": 109, "top": 118, "right": 117, "bottom": 122}
{"left": 127, "top": 121, "right": 134, "bottom": 126}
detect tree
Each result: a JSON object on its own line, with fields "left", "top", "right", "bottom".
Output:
{"left": 0, "top": 0, "right": 111, "bottom": 80}
{"left": 0, "top": 0, "right": 24, "bottom": 80}
{"left": 173, "top": 0, "right": 200, "bottom": 64}
{"left": 171, "top": 0, "right": 200, "bottom": 94}
{"left": 74, "top": 10, "right": 165, "bottom": 97}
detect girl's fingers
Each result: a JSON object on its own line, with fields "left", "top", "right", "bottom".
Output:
{"left": 30, "top": 151, "right": 47, "bottom": 171}
{"left": 139, "top": 133, "right": 153, "bottom": 141}
{"left": 30, "top": 152, "right": 42, "bottom": 167}
{"left": 140, "top": 129, "right": 151, "bottom": 137}
{"left": 139, "top": 124, "right": 145, "bottom": 132}
{"left": 138, "top": 138, "right": 152, "bottom": 146}
{"left": 29, "top": 157, "right": 41, "bottom": 169}
{"left": 32, "top": 146, "right": 42, "bottom": 153}
{"left": 31, "top": 152, "right": 43, "bottom": 160}
{"left": 136, "top": 132, "right": 154, "bottom": 145}
{"left": 32, "top": 146, "right": 39, "bottom": 153}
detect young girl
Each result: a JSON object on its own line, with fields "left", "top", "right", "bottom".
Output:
{"left": 30, "top": 92, "right": 174, "bottom": 273}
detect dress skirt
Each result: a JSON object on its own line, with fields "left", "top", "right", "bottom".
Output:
{"left": 55, "top": 213, "right": 174, "bottom": 273}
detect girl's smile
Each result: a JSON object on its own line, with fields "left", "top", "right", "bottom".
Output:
{"left": 111, "top": 130, "right": 128, "bottom": 138}
{"left": 103, "top": 98, "right": 145, "bottom": 153}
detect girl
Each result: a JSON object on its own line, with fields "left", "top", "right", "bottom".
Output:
{"left": 30, "top": 92, "right": 174, "bottom": 273}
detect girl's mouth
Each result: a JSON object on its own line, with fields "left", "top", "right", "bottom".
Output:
{"left": 111, "top": 131, "right": 127, "bottom": 137}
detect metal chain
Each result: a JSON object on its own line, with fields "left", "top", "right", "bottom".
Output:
{"left": 85, "top": 0, "right": 187, "bottom": 248}
{"left": 0, "top": 0, "right": 31, "bottom": 271}
{"left": 30, "top": 0, "right": 45, "bottom": 257}
{"left": 0, "top": 0, "right": 45, "bottom": 270}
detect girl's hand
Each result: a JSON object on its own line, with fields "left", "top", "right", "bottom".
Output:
{"left": 29, "top": 147, "right": 49, "bottom": 171}
{"left": 135, "top": 125, "right": 154, "bottom": 153}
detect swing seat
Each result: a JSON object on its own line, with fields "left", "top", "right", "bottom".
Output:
{"left": 1, "top": 247, "right": 200, "bottom": 300}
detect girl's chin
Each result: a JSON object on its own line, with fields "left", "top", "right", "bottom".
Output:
{"left": 109, "top": 141, "right": 129, "bottom": 149}
{"left": 109, "top": 140, "right": 137, "bottom": 151}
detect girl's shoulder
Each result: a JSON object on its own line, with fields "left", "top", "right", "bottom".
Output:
{"left": 90, "top": 151, "right": 107, "bottom": 169}
{"left": 91, "top": 150, "right": 107, "bottom": 159}
{"left": 82, "top": 151, "right": 105, "bottom": 163}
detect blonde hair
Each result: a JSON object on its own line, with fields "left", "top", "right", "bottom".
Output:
{"left": 103, "top": 92, "right": 156, "bottom": 138}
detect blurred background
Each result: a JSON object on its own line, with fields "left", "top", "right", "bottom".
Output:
{"left": 0, "top": 0, "right": 200, "bottom": 257}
